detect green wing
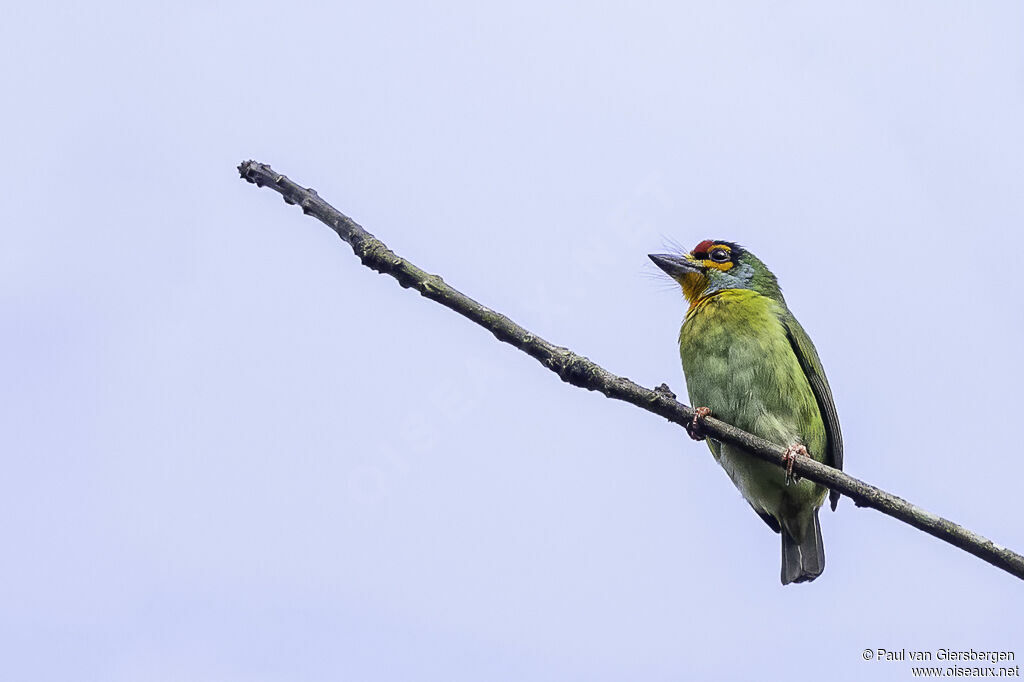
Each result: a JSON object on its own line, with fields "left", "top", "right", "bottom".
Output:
{"left": 781, "top": 311, "right": 844, "bottom": 510}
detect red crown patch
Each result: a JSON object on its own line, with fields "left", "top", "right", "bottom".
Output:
{"left": 693, "top": 240, "right": 716, "bottom": 255}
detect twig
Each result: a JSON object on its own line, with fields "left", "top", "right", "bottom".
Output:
{"left": 238, "top": 159, "right": 1024, "bottom": 582}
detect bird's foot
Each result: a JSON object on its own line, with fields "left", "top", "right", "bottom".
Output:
{"left": 781, "top": 444, "right": 809, "bottom": 485}
{"left": 686, "top": 407, "right": 712, "bottom": 441}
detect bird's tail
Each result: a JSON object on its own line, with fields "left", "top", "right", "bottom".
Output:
{"left": 781, "top": 509, "right": 825, "bottom": 585}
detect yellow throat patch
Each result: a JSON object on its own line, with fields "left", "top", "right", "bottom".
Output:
{"left": 677, "top": 244, "right": 735, "bottom": 305}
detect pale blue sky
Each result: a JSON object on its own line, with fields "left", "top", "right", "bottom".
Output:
{"left": 3, "top": 2, "right": 1023, "bottom": 680}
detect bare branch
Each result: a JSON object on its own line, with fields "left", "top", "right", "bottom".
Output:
{"left": 238, "top": 159, "right": 1024, "bottom": 582}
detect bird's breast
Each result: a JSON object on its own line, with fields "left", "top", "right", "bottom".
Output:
{"left": 678, "top": 290, "right": 822, "bottom": 451}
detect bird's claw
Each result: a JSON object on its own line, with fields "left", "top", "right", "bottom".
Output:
{"left": 686, "top": 407, "right": 712, "bottom": 441}
{"left": 782, "top": 444, "right": 809, "bottom": 485}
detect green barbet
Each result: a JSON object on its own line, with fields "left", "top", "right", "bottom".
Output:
{"left": 649, "top": 240, "right": 843, "bottom": 585}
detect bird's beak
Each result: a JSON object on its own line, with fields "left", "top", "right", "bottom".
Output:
{"left": 648, "top": 253, "right": 702, "bottom": 277}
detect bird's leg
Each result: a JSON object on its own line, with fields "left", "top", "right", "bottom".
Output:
{"left": 686, "top": 407, "right": 712, "bottom": 441}
{"left": 781, "top": 444, "right": 809, "bottom": 485}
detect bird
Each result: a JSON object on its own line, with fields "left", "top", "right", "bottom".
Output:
{"left": 649, "top": 240, "right": 843, "bottom": 585}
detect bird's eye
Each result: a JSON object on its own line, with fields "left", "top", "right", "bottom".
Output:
{"left": 709, "top": 248, "right": 730, "bottom": 263}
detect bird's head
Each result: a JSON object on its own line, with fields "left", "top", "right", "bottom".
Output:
{"left": 649, "top": 240, "right": 783, "bottom": 305}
